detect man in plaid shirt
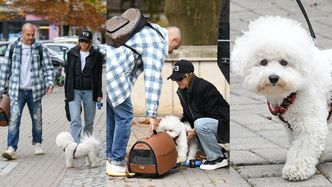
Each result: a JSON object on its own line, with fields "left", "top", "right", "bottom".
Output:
{"left": 105, "top": 24, "right": 181, "bottom": 176}
{"left": 0, "top": 23, "right": 55, "bottom": 160}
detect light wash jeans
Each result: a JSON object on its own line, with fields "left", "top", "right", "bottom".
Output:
{"left": 106, "top": 96, "right": 133, "bottom": 166}
{"left": 194, "top": 117, "right": 224, "bottom": 161}
{"left": 69, "top": 89, "right": 96, "bottom": 143}
{"left": 7, "top": 90, "right": 42, "bottom": 151}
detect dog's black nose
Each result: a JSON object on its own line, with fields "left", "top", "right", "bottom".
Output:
{"left": 268, "top": 74, "right": 279, "bottom": 84}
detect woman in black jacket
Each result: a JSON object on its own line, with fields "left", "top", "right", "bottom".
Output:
{"left": 64, "top": 30, "right": 103, "bottom": 143}
{"left": 168, "top": 59, "right": 229, "bottom": 170}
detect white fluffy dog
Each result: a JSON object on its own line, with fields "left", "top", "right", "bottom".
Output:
{"left": 158, "top": 116, "right": 198, "bottom": 163}
{"left": 56, "top": 132, "right": 100, "bottom": 168}
{"left": 231, "top": 16, "right": 332, "bottom": 181}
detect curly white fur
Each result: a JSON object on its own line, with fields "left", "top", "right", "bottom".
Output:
{"left": 158, "top": 116, "right": 198, "bottom": 163}
{"left": 56, "top": 132, "right": 100, "bottom": 168}
{"left": 231, "top": 16, "right": 332, "bottom": 181}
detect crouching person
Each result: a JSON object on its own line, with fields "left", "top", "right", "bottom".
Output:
{"left": 168, "top": 59, "right": 229, "bottom": 170}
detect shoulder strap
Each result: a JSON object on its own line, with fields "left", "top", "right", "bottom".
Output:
{"left": 123, "top": 44, "right": 141, "bottom": 57}
{"left": 38, "top": 45, "right": 43, "bottom": 62}
{"left": 146, "top": 23, "right": 164, "bottom": 39}
{"left": 123, "top": 23, "right": 164, "bottom": 57}
{"left": 9, "top": 42, "right": 43, "bottom": 62}
{"left": 9, "top": 42, "right": 17, "bottom": 61}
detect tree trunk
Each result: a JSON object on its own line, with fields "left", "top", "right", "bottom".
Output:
{"left": 165, "top": 0, "right": 221, "bottom": 45}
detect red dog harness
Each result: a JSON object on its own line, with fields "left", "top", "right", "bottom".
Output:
{"left": 267, "top": 92, "right": 332, "bottom": 130}
{"left": 267, "top": 92, "right": 296, "bottom": 130}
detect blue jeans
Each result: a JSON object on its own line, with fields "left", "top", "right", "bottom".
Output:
{"left": 106, "top": 96, "right": 133, "bottom": 166}
{"left": 194, "top": 117, "right": 224, "bottom": 161}
{"left": 7, "top": 90, "right": 42, "bottom": 151}
{"left": 69, "top": 89, "right": 96, "bottom": 143}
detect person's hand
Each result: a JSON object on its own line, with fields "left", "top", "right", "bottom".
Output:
{"left": 148, "top": 117, "right": 158, "bottom": 135}
{"left": 187, "top": 129, "right": 196, "bottom": 141}
{"left": 45, "top": 86, "right": 53, "bottom": 95}
{"left": 97, "top": 97, "right": 103, "bottom": 102}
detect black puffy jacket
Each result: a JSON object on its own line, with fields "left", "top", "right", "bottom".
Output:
{"left": 64, "top": 45, "right": 103, "bottom": 102}
{"left": 177, "top": 75, "right": 229, "bottom": 143}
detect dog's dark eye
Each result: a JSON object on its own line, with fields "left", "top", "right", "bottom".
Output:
{"left": 260, "top": 59, "right": 268, "bottom": 66}
{"left": 280, "top": 59, "right": 288, "bottom": 66}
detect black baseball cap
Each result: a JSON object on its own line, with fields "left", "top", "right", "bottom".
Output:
{"left": 79, "top": 30, "right": 93, "bottom": 42}
{"left": 167, "top": 59, "right": 194, "bottom": 81}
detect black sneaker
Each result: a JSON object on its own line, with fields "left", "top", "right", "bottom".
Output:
{"left": 199, "top": 157, "right": 228, "bottom": 170}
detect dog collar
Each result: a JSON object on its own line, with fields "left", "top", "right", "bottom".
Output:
{"left": 267, "top": 92, "right": 296, "bottom": 116}
{"left": 63, "top": 144, "right": 78, "bottom": 159}
{"left": 267, "top": 92, "right": 296, "bottom": 130}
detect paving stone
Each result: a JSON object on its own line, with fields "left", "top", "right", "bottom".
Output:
{"left": 251, "top": 148, "right": 287, "bottom": 164}
{"left": 232, "top": 113, "right": 276, "bottom": 126}
{"left": 247, "top": 175, "right": 332, "bottom": 187}
{"left": 230, "top": 150, "right": 268, "bottom": 165}
{"left": 231, "top": 137, "right": 280, "bottom": 150}
{"left": 230, "top": 123, "right": 259, "bottom": 139}
{"left": 0, "top": 162, "right": 18, "bottom": 176}
{"left": 229, "top": 167, "right": 251, "bottom": 187}
{"left": 236, "top": 164, "right": 283, "bottom": 179}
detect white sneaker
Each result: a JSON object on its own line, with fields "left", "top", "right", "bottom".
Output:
{"left": 2, "top": 146, "right": 16, "bottom": 160}
{"left": 106, "top": 163, "right": 135, "bottom": 177}
{"left": 106, "top": 160, "right": 112, "bottom": 173}
{"left": 200, "top": 157, "right": 228, "bottom": 170}
{"left": 34, "top": 143, "right": 45, "bottom": 155}
{"left": 107, "top": 163, "right": 127, "bottom": 177}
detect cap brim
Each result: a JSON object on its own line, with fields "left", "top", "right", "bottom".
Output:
{"left": 167, "top": 72, "right": 184, "bottom": 81}
{"left": 79, "top": 37, "right": 91, "bottom": 42}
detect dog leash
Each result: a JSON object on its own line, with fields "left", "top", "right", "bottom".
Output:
{"left": 296, "top": 0, "right": 316, "bottom": 39}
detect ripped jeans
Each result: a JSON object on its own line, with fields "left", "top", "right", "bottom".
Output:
{"left": 7, "top": 90, "right": 42, "bottom": 151}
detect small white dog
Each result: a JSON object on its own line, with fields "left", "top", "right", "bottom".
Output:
{"left": 56, "top": 132, "right": 100, "bottom": 168}
{"left": 158, "top": 116, "right": 198, "bottom": 163}
{"left": 231, "top": 16, "right": 332, "bottom": 181}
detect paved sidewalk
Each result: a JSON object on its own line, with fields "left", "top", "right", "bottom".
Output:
{"left": 0, "top": 71, "right": 228, "bottom": 187}
{"left": 231, "top": 0, "right": 332, "bottom": 186}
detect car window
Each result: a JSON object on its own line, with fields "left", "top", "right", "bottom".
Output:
{"left": 47, "top": 46, "right": 62, "bottom": 53}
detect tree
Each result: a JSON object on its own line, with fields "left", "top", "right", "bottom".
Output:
{"left": 165, "top": 0, "right": 221, "bottom": 45}
{"left": 0, "top": 1, "right": 24, "bottom": 21}
{"left": 10, "top": 0, "right": 106, "bottom": 30}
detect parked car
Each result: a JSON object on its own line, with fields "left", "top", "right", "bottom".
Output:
{"left": 43, "top": 42, "right": 75, "bottom": 61}
{"left": 52, "top": 36, "right": 78, "bottom": 44}
{"left": 0, "top": 41, "right": 10, "bottom": 57}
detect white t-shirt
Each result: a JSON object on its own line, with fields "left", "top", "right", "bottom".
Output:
{"left": 20, "top": 43, "right": 32, "bottom": 89}
{"left": 80, "top": 51, "right": 89, "bottom": 71}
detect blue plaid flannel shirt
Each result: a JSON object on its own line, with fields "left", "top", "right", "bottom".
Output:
{"left": 0, "top": 38, "right": 55, "bottom": 102}
{"left": 106, "top": 24, "right": 168, "bottom": 117}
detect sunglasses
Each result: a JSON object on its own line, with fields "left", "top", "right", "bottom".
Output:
{"left": 175, "top": 75, "right": 187, "bottom": 82}
{"left": 79, "top": 40, "right": 90, "bottom": 43}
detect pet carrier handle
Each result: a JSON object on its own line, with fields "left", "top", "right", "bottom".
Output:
{"left": 296, "top": 0, "right": 316, "bottom": 39}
